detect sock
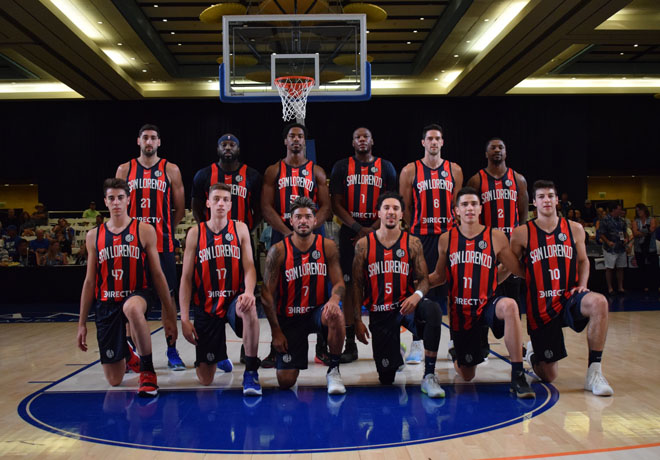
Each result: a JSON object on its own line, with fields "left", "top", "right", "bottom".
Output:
{"left": 327, "top": 353, "right": 340, "bottom": 371}
{"left": 166, "top": 335, "right": 176, "bottom": 348}
{"left": 245, "top": 356, "right": 259, "bottom": 372}
{"left": 424, "top": 355, "right": 436, "bottom": 377}
{"left": 588, "top": 350, "right": 603, "bottom": 366}
{"left": 140, "top": 353, "right": 155, "bottom": 373}
{"left": 345, "top": 325, "right": 356, "bottom": 344}
{"left": 511, "top": 361, "right": 524, "bottom": 379}
{"left": 126, "top": 336, "right": 136, "bottom": 350}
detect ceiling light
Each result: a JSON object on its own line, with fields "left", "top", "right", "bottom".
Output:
{"left": 0, "top": 82, "right": 81, "bottom": 95}
{"left": 472, "top": 1, "right": 528, "bottom": 52}
{"left": 142, "top": 69, "right": 147, "bottom": 72}
{"left": 406, "top": 41, "right": 411, "bottom": 44}
{"left": 208, "top": 80, "right": 213, "bottom": 83}
{"left": 513, "top": 77, "right": 660, "bottom": 89}
{"left": 117, "top": 43, "right": 123, "bottom": 46}
{"left": 441, "top": 70, "right": 462, "bottom": 85}
{"left": 466, "top": 40, "right": 470, "bottom": 43}
{"left": 413, "top": 30, "right": 418, "bottom": 33}
{"left": 130, "top": 57, "right": 136, "bottom": 60}
{"left": 177, "top": 43, "right": 182, "bottom": 46}
{"left": 162, "top": 19, "right": 167, "bottom": 22}
{"left": 453, "top": 54, "right": 459, "bottom": 58}
{"left": 420, "top": 17, "right": 424, "bottom": 20}
{"left": 441, "top": 70, "right": 445, "bottom": 73}
{"left": 620, "top": 52, "right": 624, "bottom": 55}
{"left": 633, "top": 44, "right": 639, "bottom": 47}
{"left": 484, "top": 19, "right": 489, "bottom": 22}
{"left": 434, "top": 78, "right": 438, "bottom": 81}
{"left": 170, "top": 32, "right": 175, "bottom": 35}
{"left": 50, "top": 0, "right": 103, "bottom": 40}
{"left": 154, "top": 4, "right": 158, "bottom": 7}
{"left": 366, "top": 30, "right": 370, "bottom": 33}
{"left": 102, "top": 49, "right": 129, "bottom": 65}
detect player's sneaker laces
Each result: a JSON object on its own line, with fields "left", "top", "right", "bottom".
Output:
{"left": 242, "top": 371, "right": 262, "bottom": 396}
{"left": 406, "top": 340, "right": 423, "bottom": 364}
{"left": 217, "top": 358, "right": 233, "bottom": 373}
{"left": 167, "top": 347, "right": 185, "bottom": 371}
{"left": 260, "top": 346, "right": 276, "bottom": 369}
{"left": 421, "top": 373, "right": 446, "bottom": 398}
{"left": 326, "top": 367, "right": 346, "bottom": 395}
{"left": 340, "top": 341, "right": 358, "bottom": 363}
{"left": 138, "top": 371, "right": 158, "bottom": 398}
{"left": 125, "top": 347, "right": 141, "bottom": 374}
{"left": 585, "top": 363, "right": 614, "bottom": 396}
{"left": 510, "top": 372, "right": 535, "bottom": 399}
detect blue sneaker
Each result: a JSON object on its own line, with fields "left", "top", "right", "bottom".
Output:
{"left": 406, "top": 340, "right": 423, "bottom": 364}
{"left": 217, "top": 358, "right": 233, "bottom": 373}
{"left": 243, "top": 371, "right": 262, "bottom": 396}
{"left": 166, "top": 347, "right": 186, "bottom": 371}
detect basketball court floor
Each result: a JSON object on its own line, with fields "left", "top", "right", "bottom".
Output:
{"left": 2, "top": 299, "right": 660, "bottom": 459}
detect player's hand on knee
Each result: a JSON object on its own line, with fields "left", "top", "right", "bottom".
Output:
{"left": 569, "top": 286, "right": 589, "bottom": 295}
{"left": 400, "top": 294, "right": 421, "bottom": 315}
{"left": 322, "top": 301, "right": 341, "bottom": 323}
{"left": 272, "top": 329, "right": 288, "bottom": 353}
{"left": 355, "top": 320, "right": 370, "bottom": 345}
{"left": 237, "top": 292, "right": 256, "bottom": 312}
{"left": 77, "top": 325, "right": 88, "bottom": 352}
{"left": 182, "top": 319, "right": 198, "bottom": 345}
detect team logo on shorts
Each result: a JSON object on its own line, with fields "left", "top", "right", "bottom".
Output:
{"left": 312, "top": 250, "right": 321, "bottom": 260}
{"left": 154, "top": 170, "right": 163, "bottom": 178}
{"left": 544, "top": 349, "right": 554, "bottom": 359}
{"left": 465, "top": 353, "right": 473, "bottom": 363}
{"left": 106, "top": 349, "right": 114, "bottom": 359}
{"left": 125, "top": 234, "right": 134, "bottom": 243}
{"left": 283, "top": 354, "right": 292, "bottom": 363}
{"left": 557, "top": 233, "right": 567, "bottom": 242}
{"left": 505, "top": 179, "right": 513, "bottom": 187}
{"left": 371, "top": 166, "right": 379, "bottom": 173}
{"left": 207, "top": 352, "right": 215, "bottom": 362}
{"left": 301, "top": 169, "right": 309, "bottom": 176}
{"left": 478, "top": 240, "right": 488, "bottom": 250}
{"left": 441, "top": 170, "right": 449, "bottom": 178}
{"left": 396, "top": 249, "right": 405, "bottom": 258}
{"left": 343, "top": 274, "right": 350, "bottom": 282}
{"left": 381, "top": 358, "right": 390, "bottom": 368}
{"left": 225, "top": 233, "right": 234, "bottom": 242}
{"left": 235, "top": 174, "right": 243, "bottom": 182}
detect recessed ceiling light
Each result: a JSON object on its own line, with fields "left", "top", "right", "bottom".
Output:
{"left": 117, "top": 43, "right": 123, "bottom": 46}
{"left": 622, "top": 77, "right": 627, "bottom": 79}
{"left": 406, "top": 41, "right": 411, "bottom": 44}
{"left": 162, "top": 19, "right": 167, "bottom": 22}
{"left": 177, "top": 43, "right": 182, "bottom": 46}
{"left": 453, "top": 54, "right": 459, "bottom": 58}
{"left": 366, "top": 30, "right": 370, "bottom": 34}
{"left": 142, "top": 69, "right": 147, "bottom": 72}
{"left": 171, "top": 32, "right": 175, "bottom": 35}
{"left": 571, "top": 77, "right": 576, "bottom": 80}
{"left": 208, "top": 80, "right": 213, "bottom": 83}
{"left": 420, "top": 17, "right": 424, "bottom": 20}
{"left": 434, "top": 78, "right": 438, "bottom": 81}
{"left": 466, "top": 40, "right": 470, "bottom": 43}
{"left": 154, "top": 4, "right": 159, "bottom": 7}
{"left": 413, "top": 30, "right": 418, "bottom": 33}
{"left": 633, "top": 44, "right": 639, "bottom": 47}
{"left": 441, "top": 70, "right": 445, "bottom": 73}
{"left": 130, "top": 57, "right": 136, "bottom": 60}
{"left": 484, "top": 18, "right": 489, "bottom": 22}
{"left": 97, "top": 21, "right": 103, "bottom": 24}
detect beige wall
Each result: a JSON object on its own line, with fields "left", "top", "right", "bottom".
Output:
{"left": 587, "top": 176, "right": 660, "bottom": 218}
{"left": 0, "top": 184, "right": 39, "bottom": 211}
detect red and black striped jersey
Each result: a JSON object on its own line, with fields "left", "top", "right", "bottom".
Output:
{"left": 364, "top": 231, "right": 415, "bottom": 312}
{"left": 411, "top": 160, "right": 455, "bottom": 235}
{"left": 125, "top": 158, "right": 174, "bottom": 252}
{"left": 274, "top": 160, "right": 318, "bottom": 223}
{"left": 192, "top": 220, "right": 243, "bottom": 317}
{"left": 206, "top": 163, "right": 257, "bottom": 229}
{"left": 446, "top": 227, "right": 497, "bottom": 331}
{"left": 277, "top": 234, "right": 328, "bottom": 317}
{"left": 524, "top": 218, "right": 578, "bottom": 331}
{"left": 95, "top": 219, "right": 148, "bottom": 302}
{"left": 342, "top": 157, "right": 386, "bottom": 225}
{"left": 479, "top": 168, "right": 519, "bottom": 235}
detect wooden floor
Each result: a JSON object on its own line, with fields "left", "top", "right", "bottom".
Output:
{"left": 2, "top": 310, "right": 660, "bottom": 459}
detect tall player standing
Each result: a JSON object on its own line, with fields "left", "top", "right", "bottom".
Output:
{"left": 77, "top": 178, "right": 176, "bottom": 397}
{"left": 399, "top": 123, "right": 463, "bottom": 363}
{"left": 179, "top": 184, "right": 261, "bottom": 395}
{"left": 115, "top": 124, "right": 186, "bottom": 370}
{"left": 510, "top": 180, "right": 613, "bottom": 396}
{"left": 329, "top": 127, "right": 397, "bottom": 363}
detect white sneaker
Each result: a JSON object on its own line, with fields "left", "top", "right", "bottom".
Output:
{"left": 406, "top": 340, "right": 423, "bottom": 364}
{"left": 326, "top": 367, "right": 346, "bottom": 395}
{"left": 524, "top": 341, "right": 534, "bottom": 365}
{"left": 421, "top": 373, "right": 446, "bottom": 398}
{"left": 585, "top": 363, "right": 613, "bottom": 396}
{"left": 447, "top": 339, "right": 456, "bottom": 361}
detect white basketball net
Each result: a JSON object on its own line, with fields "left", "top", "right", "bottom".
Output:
{"left": 274, "top": 76, "right": 315, "bottom": 121}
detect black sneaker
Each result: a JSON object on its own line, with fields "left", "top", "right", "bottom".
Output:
{"left": 260, "top": 345, "right": 276, "bottom": 369}
{"left": 340, "top": 341, "right": 358, "bottom": 363}
{"left": 510, "top": 373, "right": 535, "bottom": 399}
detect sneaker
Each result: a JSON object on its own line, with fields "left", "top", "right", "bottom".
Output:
{"left": 125, "top": 347, "right": 140, "bottom": 374}
{"left": 242, "top": 370, "right": 262, "bottom": 396}
{"left": 260, "top": 346, "right": 276, "bottom": 369}
{"left": 138, "top": 371, "right": 158, "bottom": 398}
{"left": 167, "top": 347, "right": 186, "bottom": 371}
{"left": 447, "top": 339, "right": 457, "bottom": 362}
{"left": 406, "top": 340, "right": 423, "bottom": 364}
{"left": 340, "top": 341, "right": 358, "bottom": 363}
{"left": 524, "top": 341, "right": 534, "bottom": 365}
{"left": 510, "top": 373, "right": 535, "bottom": 399}
{"left": 217, "top": 358, "right": 233, "bottom": 373}
{"left": 326, "top": 367, "right": 346, "bottom": 395}
{"left": 421, "top": 373, "right": 446, "bottom": 398}
{"left": 585, "top": 363, "right": 614, "bottom": 396}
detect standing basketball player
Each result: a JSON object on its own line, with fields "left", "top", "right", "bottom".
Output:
{"left": 261, "top": 197, "right": 347, "bottom": 394}
{"left": 399, "top": 123, "right": 463, "bottom": 363}
{"left": 428, "top": 187, "right": 534, "bottom": 398}
{"left": 329, "top": 127, "right": 397, "bottom": 363}
{"left": 510, "top": 180, "right": 613, "bottom": 396}
{"left": 191, "top": 133, "right": 261, "bottom": 228}
{"left": 352, "top": 192, "right": 445, "bottom": 397}
{"left": 77, "top": 178, "right": 175, "bottom": 397}
{"left": 116, "top": 124, "right": 186, "bottom": 370}
{"left": 465, "top": 137, "right": 529, "bottom": 357}
{"left": 261, "top": 123, "right": 332, "bottom": 367}
{"left": 179, "top": 184, "right": 261, "bottom": 395}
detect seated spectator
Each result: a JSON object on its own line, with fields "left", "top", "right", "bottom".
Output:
{"left": 0, "top": 240, "right": 9, "bottom": 265}
{"left": 32, "top": 203, "right": 48, "bottom": 226}
{"left": 567, "top": 209, "right": 576, "bottom": 221}
{"left": 29, "top": 229, "right": 50, "bottom": 265}
{"left": 82, "top": 201, "right": 101, "bottom": 219}
{"left": 574, "top": 209, "right": 583, "bottom": 224}
{"left": 54, "top": 229, "right": 72, "bottom": 256}
{"left": 582, "top": 200, "right": 597, "bottom": 225}
{"left": 20, "top": 211, "right": 36, "bottom": 235}
{"left": 13, "top": 239, "right": 33, "bottom": 266}
{"left": 44, "top": 240, "right": 67, "bottom": 266}
{"left": 2, "top": 225, "right": 21, "bottom": 259}
{"left": 74, "top": 241, "right": 88, "bottom": 265}
{"left": 95, "top": 214, "right": 104, "bottom": 227}
{"left": 632, "top": 203, "right": 658, "bottom": 293}
{"left": 2, "top": 208, "right": 20, "bottom": 228}
{"left": 559, "top": 192, "right": 572, "bottom": 217}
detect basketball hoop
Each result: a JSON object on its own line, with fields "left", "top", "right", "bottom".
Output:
{"left": 274, "top": 76, "right": 315, "bottom": 121}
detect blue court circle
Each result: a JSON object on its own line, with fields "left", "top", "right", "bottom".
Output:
{"left": 19, "top": 380, "right": 558, "bottom": 454}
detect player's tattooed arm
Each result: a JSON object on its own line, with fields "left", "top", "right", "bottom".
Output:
{"left": 261, "top": 243, "right": 282, "bottom": 330}
{"left": 351, "top": 237, "right": 370, "bottom": 344}
{"left": 410, "top": 236, "right": 430, "bottom": 295}
{"left": 325, "top": 239, "right": 345, "bottom": 302}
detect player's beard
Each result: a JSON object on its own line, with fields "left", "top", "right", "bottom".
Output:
{"left": 220, "top": 151, "right": 239, "bottom": 164}
{"left": 294, "top": 225, "right": 312, "bottom": 237}
{"left": 384, "top": 221, "right": 398, "bottom": 229}
{"left": 142, "top": 146, "right": 157, "bottom": 157}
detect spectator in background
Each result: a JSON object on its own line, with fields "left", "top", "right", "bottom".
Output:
{"left": 20, "top": 211, "right": 36, "bottom": 235}
{"left": 57, "top": 218, "right": 75, "bottom": 243}
{"left": 599, "top": 204, "right": 630, "bottom": 295}
{"left": 54, "top": 228, "right": 72, "bottom": 256}
{"left": 82, "top": 201, "right": 101, "bottom": 219}
{"left": 44, "top": 240, "right": 67, "bottom": 266}
{"left": 582, "top": 200, "right": 597, "bottom": 225}
{"left": 567, "top": 209, "right": 576, "bottom": 221}
{"left": 574, "top": 209, "right": 583, "bottom": 225}
{"left": 3, "top": 225, "right": 21, "bottom": 259}
{"left": 95, "top": 214, "right": 104, "bottom": 227}
{"left": 632, "top": 203, "right": 658, "bottom": 293}
{"left": 29, "top": 229, "right": 50, "bottom": 265}
{"left": 0, "top": 240, "right": 9, "bottom": 264}
{"left": 559, "top": 192, "right": 572, "bottom": 218}
{"left": 4, "top": 209, "right": 21, "bottom": 228}
{"left": 32, "top": 203, "right": 48, "bottom": 226}
{"left": 74, "top": 240, "right": 88, "bottom": 265}
{"left": 13, "top": 239, "right": 33, "bottom": 266}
